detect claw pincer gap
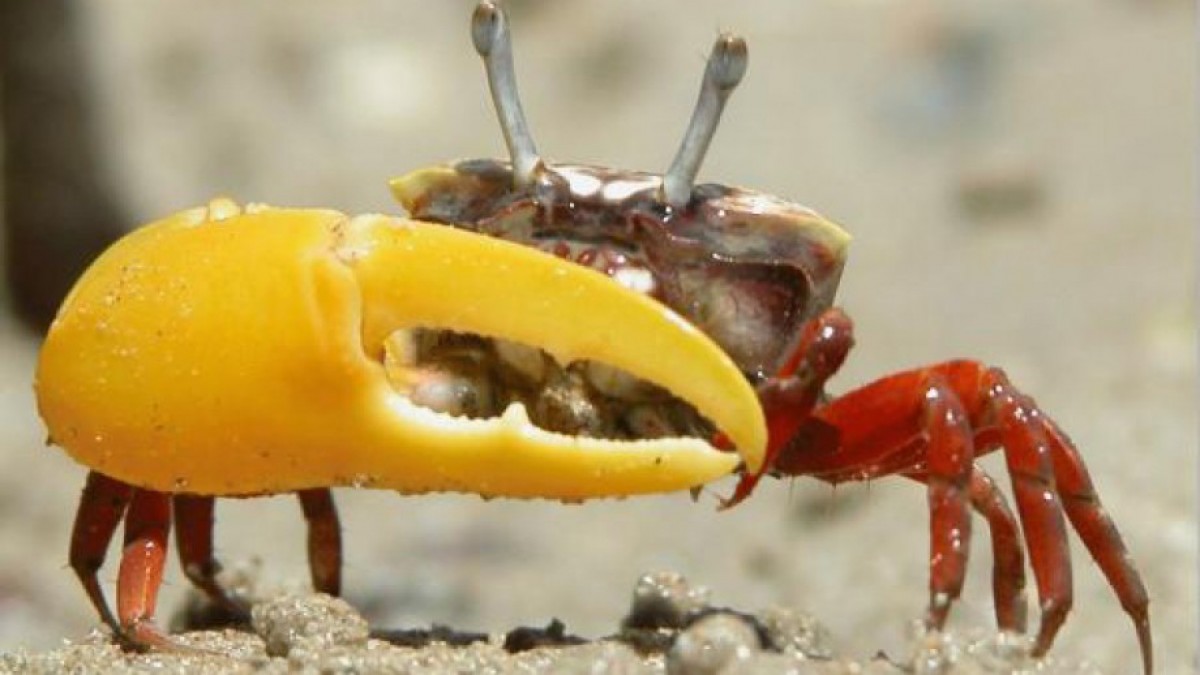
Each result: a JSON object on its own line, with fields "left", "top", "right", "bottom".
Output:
{"left": 379, "top": 327, "right": 719, "bottom": 443}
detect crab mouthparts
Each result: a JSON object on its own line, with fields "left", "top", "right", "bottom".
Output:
{"left": 341, "top": 215, "right": 767, "bottom": 498}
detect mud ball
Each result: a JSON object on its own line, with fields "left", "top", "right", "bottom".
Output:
{"left": 251, "top": 593, "right": 369, "bottom": 657}
{"left": 666, "top": 613, "right": 761, "bottom": 675}
{"left": 757, "top": 606, "right": 834, "bottom": 659}
{"left": 622, "top": 572, "right": 711, "bottom": 630}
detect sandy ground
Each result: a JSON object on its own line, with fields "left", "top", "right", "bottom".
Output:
{"left": 0, "top": 1, "right": 1194, "bottom": 673}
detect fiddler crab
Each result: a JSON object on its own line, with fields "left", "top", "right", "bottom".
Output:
{"left": 35, "top": 2, "right": 1150, "bottom": 671}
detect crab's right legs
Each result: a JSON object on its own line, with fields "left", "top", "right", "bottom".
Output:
{"left": 115, "top": 489, "right": 178, "bottom": 649}
{"left": 297, "top": 488, "right": 342, "bottom": 596}
{"left": 69, "top": 471, "right": 133, "bottom": 634}
{"left": 174, "top": 494, "right": 250, "bottom": 617}
{"left": 176, "top": 488, "right": 342, "bottom": 617}
{"left": 70, "top": 471, "right": 189, "bottom": 650}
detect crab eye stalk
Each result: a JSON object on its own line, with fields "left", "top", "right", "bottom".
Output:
{"left": 473, "top": 1, "right": 543, "bottom": 188}
{"left": 662, "top": 33, "right": 748, "bottom": 210}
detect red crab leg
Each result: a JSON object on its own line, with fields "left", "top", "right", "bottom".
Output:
{"left": 917, "top": 375, "right": 976, "bottom": 629}
{"left": 904, "top": 466, "right": 1028, "bottom": 632}
{"left": 986, "top": 379, "right": 1073, "bottom": 657}
{"left": 116, "top": 488, "right": 175, "bottom": 649}
{"left": 787, "top": 372, "right": 979, "bottom": 628}
{"left": 69, "top": 471, "right": 134, "bottom": 634}
{"left": 1042, "top": 416, "right": 1152, "bottom": 674}
{"left": 298, "top": 489, "right": 342, "bottom": 596}
{"left": 174, "top": 495, "right": 248, "bottom": 616}
{"left": 775, "top": 360, "right": 1150, "bottom": 671}
{"left": 965, "top": 468, "right": 1028, "bottom": 633}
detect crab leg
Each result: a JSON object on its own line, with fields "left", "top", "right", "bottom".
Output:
{"left": 174, "top": 489, "right": 341, "bottom": 614}
{"left": 770, "top": 358, "right": 1151, "bottom": 671}
{"left": 965, "top": 469, "right": 1028, "bottom": 632}
{"left": 986, "top": 378, "right": 1074, "bottom": 656}
{"left": 69, "top": 471, "right": 133, "bottom": 633}
{"left": 902, "top": 465, "right": 1028, "bottom": 634}
{"left": 917, "top": 376, "right": 976, "bottom": 629}
{"left": 116, "top": 489, "right": 174, "bottom": 649}
{"left": 1037, "top": 408, "right": 1151, "bottom": 673}
{"left": 72, "top": 474, "right": 188, "bottom": 650}
{"left": 297, "top": 489, "right": 342, "bottom": 596}
{"left": 775, "top": 370, "right": 980, "bottom": 629}
{"left": 174, "top": 495, "right": 247, "bottom": 616}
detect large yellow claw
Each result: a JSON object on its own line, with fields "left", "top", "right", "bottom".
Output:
{"left": 36, "top": 199, "right": 765, "bottom": 500}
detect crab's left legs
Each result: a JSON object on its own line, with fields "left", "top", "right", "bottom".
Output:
{"left": 780, "top": 361, "right": 1151, "bottom": 671}
{"left": 963, "top": 468, "right": 1028, "bottom": 633}
{"left": 1040, "top": 414, "right": 1152, "bottom": 673}
{"left": 982, "top": 370, "right": 1147, "bottom": 671}
{"left": 775, "top": 368, "right": 982, "bottom": 631}
{"left": 903, "top": 466, "right": 1028, "bottom": 633}
{"left": 985, "top": 378, "right": 1075, "bottom": 654}
{"left": 912, "top": 373, "right": 976, "bottom": 630}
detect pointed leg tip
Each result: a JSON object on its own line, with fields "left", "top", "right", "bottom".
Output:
{"left": 118, "top": 619, "right": 213, "bottom": 655}
{"left": 1135, "top": 615, "right": 1153, "bottom": 675}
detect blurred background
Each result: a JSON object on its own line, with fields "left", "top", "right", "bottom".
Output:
{"left": 0, "top": 0, "right": 1193, "bottom": 672}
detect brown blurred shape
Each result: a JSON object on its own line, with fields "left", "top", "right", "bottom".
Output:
{"left": 1, "top": 0, "right": 126, "bottom": 333}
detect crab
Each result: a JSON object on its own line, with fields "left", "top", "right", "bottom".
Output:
{"left": 35, "top": 2, "right": 1150, "bottom": 671}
